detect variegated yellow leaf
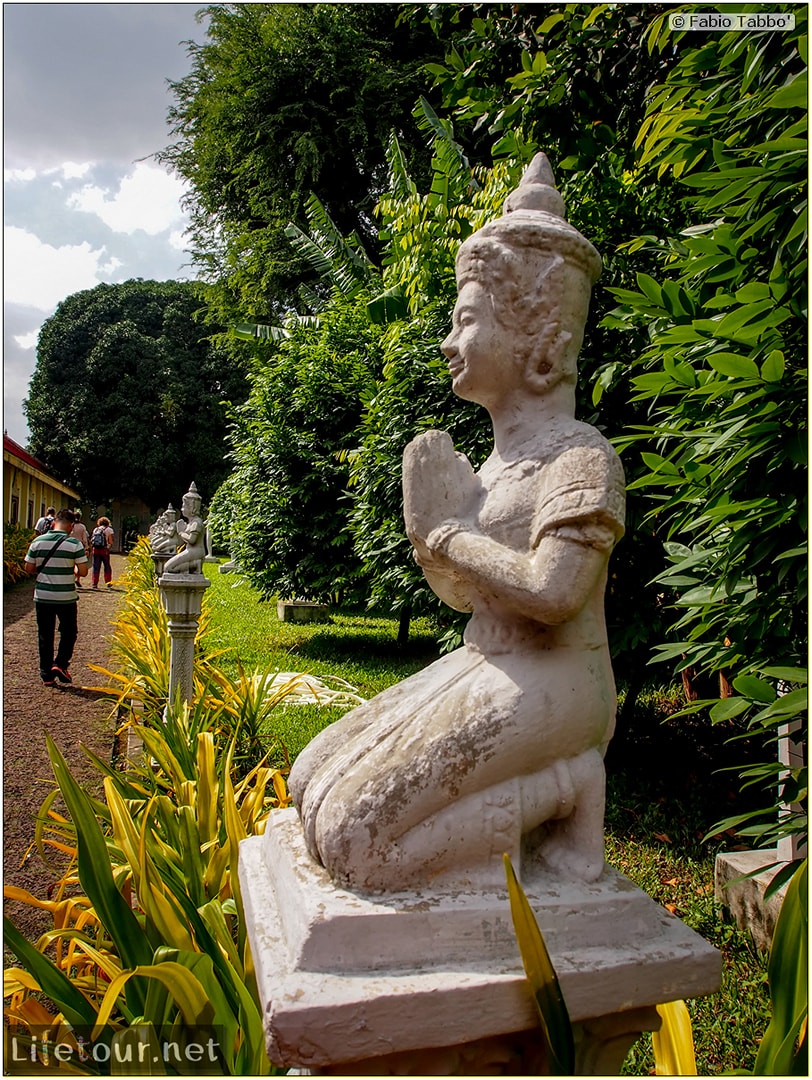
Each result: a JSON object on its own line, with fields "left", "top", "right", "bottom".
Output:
{"left": 653, "top": 1000, "right": 697, "bottom": 1075}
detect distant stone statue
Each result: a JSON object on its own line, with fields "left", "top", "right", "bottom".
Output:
{"left": 289, "top": 154, "right": 625, "bottom": 892}
{"left": 150, "top": 504, "right": 180, "bottom": 554}
{"left": 163, "top": 483, "right": 207, "bottom": 575}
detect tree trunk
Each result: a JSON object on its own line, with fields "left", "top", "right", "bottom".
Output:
{"left": 397, "top": 604, "right": 412, "bottom": 649}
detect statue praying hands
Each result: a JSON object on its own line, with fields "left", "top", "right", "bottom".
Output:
{"left": 163, "top": 483, "right": 207, "bottom": 575}
{"left": 150, "top": 505, "right": 181, "bottom": 555}
{"left": 289, "top": 155, "right": 625, "bottom": 892}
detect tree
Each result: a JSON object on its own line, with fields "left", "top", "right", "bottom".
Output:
{"left": 24, "top": 280, "right": 248, "bottom": 508}
{"left": 159, "top": 3, "right": 442, "bottom": 324}
{"left": 213, "top": 292, "right": 384, "bottom": 604}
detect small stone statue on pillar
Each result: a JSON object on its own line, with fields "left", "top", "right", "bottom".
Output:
{"left": 157, "top": 481, "right": 210, "bottom": 704}
{"left": 150, "top": 505, "right": 181, "bottom": 554}
{"left": 163, "top": 482, "right": 207, "bottom": 575}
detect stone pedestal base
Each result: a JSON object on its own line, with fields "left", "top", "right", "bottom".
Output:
{"left": 277, "top": 600, "right": 330, "bottom": 623}
{"left": 239, "top": 810, "right": 720, "bottom": 1074}
{"left": 714, "top": 849, "right": 788, "bottom": 951}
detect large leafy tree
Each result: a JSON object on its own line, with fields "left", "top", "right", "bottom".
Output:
{"left": 159, "top": 3, "right": 441, "bottom": 324}
{"left": 24, "top": 280, "right": 248, "bottom": 508}
{"left": 212, "top": 291, "right": 383, "bottom": 604}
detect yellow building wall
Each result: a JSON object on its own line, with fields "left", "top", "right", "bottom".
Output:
{"left": 4, "top": 451, "right": 80, "bottom": 530}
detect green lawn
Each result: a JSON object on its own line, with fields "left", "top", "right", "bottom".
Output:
{"left": 202, "top": 564, "right": 439, "bottom": 760}
{"left": 202, "top": 561, "right": 771, "bottom": 1074}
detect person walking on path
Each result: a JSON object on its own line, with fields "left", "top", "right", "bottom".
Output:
{"left": 71, "top": 510, "right": 90, "bottom": 588}
{"left": 90, "top": 516, "right": 115, "bottom": 589}
{"left": 4, "top": 551, "right": 126, "bottom": 944}
{"left": 24, "top": 508, "right": 88, "bottom": 685}
{"left": 34, "top": 506, "right": 55, "bottom": 534}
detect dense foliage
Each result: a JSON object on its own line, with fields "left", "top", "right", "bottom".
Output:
{"left": 24, "top": 280, "right": 248, "bottom": 509}
{"left": 215, "top": 293, "right": 384, "bottom": 604}
{"left": 160, "top": 3, "right": 441, "bottom": 322}
{"left": 608, "top": 9, "right": 807, "bottom": 678}
{"left": 3, "top": 524, "right": 34, "bottom": 586}
{"left": 603, "top": 9, "right": 807, "bottom": 857}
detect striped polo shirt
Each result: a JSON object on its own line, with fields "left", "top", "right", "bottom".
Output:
{"left": 25, "top": 530, "right": 88, "bottom": 602}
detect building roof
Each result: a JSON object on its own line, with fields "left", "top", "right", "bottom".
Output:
{"left": 3, "top": 432, "right": 80, "bottom": 499}
{"left": 3, "top": 433, "right": 48, "bottom": 472}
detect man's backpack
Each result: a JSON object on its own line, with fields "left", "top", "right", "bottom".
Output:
{"left": 91, "top": 527, "right": 107, "bottom": 550}
{"left": 35, "top": 515, "right": 53, "bottom": 535}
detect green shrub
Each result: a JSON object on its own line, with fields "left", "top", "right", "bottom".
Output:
{"left": 4, "top": 523, "right": 34, "bottom": 586}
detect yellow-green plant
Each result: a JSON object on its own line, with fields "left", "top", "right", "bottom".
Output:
{"left": 503, "top": 853, "right": 574, "bottom": 1074}
{"left": 754, "top": 858, "right": 808, "bottom": 1076}
{"left": 4, "top": 523, "right": 34, "bottom": 586}
{"left": 4, "top": 702, "right": 289, "bottom": 1074}
{"left": 505, "top": 853, "right": 807, "bottom": 1077}
{"left": 652, "top": 1000, "right": 697, "bottom": 1076}
{"left": 505, "top": 854, "right": 699, "bottom": 1076}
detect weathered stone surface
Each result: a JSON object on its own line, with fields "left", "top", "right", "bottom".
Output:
{"left": 277, "top": 600, "right": 330, "bottom": 623}
{"left": 289, "top": 153, "right": 625, "bottom": 892}
{"left": 239, "top": 813, "right": 720, "bottom": 1071}
{"left": 714, "top": 849, "right": 788, "bottom": 951}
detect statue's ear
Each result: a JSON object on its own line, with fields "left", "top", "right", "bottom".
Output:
{"left": 524, "top": 330, "right": 572, "bottom": 394}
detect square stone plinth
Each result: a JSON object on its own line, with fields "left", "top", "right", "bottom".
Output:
{"left": 277, "top": 600, "right": 330, "bottom": 623}
{"left": 715, "top": 849, "right": 789, "bottom": 951}
{"left": 239, "top": 810, "right": 720, "bottom": 1071}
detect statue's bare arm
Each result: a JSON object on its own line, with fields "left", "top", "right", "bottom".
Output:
{"left": 424, "top": 527, "right": 606, "bottom": 625}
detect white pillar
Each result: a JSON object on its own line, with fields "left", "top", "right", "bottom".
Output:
{"left": 158, "top": 573, "right": 211, "bottom": 705}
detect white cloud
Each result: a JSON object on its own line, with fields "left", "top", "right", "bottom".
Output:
{"left": 4, "top": 167, "right": 37, "bottom": 182}
{"left": 168, "top": 227, "right": 190, "bottom": 252}
{"left": 14, "top": 330, "right": 39, "bottom": 350}
{"left": 61, "top": 161, "right": 92, "bottom": 180}
{"left": 68, "top": 162, "right": 188, "bottom": 236}
{"left": 3, "top": 225, "right": 112, "bottom": 311}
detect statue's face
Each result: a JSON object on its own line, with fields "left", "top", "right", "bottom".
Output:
{"left": 441, "top": 279, "right": 519, "bottom": 406}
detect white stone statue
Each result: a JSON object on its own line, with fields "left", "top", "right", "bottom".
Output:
{"left": 150, "top": 504, "right": 180, "bottom": 554}
{"left": 163, "top": 483, "right": 207, "bottom": 575}
{"left": 289, "top": 154, "right": 625, "bottom": 892}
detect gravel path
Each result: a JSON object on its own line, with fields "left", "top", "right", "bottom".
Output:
{"left": 3, "top": 555, "right": 128, "bottom": 943}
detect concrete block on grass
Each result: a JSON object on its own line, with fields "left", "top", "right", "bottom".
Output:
{"left": 714, "top": 849, "right": 787, "bottom": 951}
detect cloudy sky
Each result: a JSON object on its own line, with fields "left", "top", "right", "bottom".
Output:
{"left": 4, "top": 2, "right": 209, "bottom": 444}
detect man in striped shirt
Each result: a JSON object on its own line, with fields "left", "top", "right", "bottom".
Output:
{"left": 25, "top": 508, "right": 89, "bottom": 686}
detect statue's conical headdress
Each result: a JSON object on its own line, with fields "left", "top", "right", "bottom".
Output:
{"left": 459, "top": 153, "right": 601, "bottom": 283}
{"left": 183, "top": 481, "right": 202, "bottom": 506}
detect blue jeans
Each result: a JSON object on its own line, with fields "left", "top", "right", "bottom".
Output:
{"left": 35, "top": 600, "right": 78, "bottom": 679}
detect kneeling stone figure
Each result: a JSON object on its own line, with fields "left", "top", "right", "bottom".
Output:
{"left": 289, "top": 154, "right": 625, "bottom": 892}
